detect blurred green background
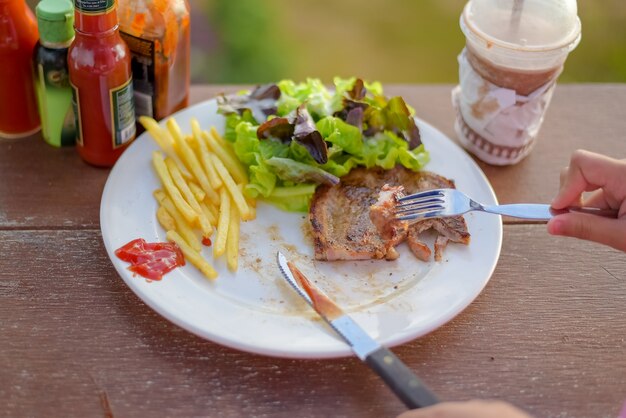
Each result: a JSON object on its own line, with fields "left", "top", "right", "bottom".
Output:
{"left": 26, "top": 0, "right": 626, "bottom": 84}
{"left": 190, "top": 0, "right": 626, "bottom": 84}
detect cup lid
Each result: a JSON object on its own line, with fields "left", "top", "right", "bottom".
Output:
{"left": 463, "top": 0, "right": 581, "bottom": 52}
{"left": 36, "top": 0, "right": 75, "bottom": 45}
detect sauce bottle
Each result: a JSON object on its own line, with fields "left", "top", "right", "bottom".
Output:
{"left": 0, "top": 0, "right": 40, "bottom": 138}
{"left": 33, "top": 0, "right": 76, "bottom": 147}
{"left": 117, "top": 0, "right": 190, "bottom": 124}
{"left": 68, "top": 0, "right": 136, "bottom": 167}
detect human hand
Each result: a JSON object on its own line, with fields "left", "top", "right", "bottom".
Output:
{"left": 396, "top": 400, "right": 532, "bottom": 418}
{"left": 547, "top": 149, "right": 626, "bottom": 252}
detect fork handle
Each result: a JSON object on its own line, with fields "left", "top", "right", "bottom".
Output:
{"left": 482, "top": 204, "right": 619, "bottom": 220}
{"left": 551, "top": 206, "right": 619, "bottom": 218}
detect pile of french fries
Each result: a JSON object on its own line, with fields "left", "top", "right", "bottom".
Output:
{"left": 140, "top": 115, "right": 255, "bottom": 280}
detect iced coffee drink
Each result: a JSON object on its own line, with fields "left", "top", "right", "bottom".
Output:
{"left": 453, "top": 0, "right": 581, "bottom": 165}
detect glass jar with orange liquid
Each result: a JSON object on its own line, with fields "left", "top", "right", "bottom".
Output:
{"left": 117, "top": 0, "right": 190, "bottom": 123}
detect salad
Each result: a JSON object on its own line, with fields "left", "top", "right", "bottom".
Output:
{"left": 216, "top": 77, "right": 430, "bottom": 212}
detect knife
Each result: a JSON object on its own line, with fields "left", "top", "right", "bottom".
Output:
{"left": 276, "top": 251, "right": 439, "bottom": 409}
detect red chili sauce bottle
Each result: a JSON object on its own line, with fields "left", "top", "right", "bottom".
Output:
{"left": 68, "top": 0, "right": 136, "bottom": 167}
{"left": 0, "top": 0, "right": 41, "bottom": 138}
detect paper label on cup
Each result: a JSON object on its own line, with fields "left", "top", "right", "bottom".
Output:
{"left": 455, "top": 48, "right": 558, "bottom": 150}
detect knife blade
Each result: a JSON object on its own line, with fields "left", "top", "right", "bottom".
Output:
{"left": 276, "top": 251, "right": 439, "bottom": 409}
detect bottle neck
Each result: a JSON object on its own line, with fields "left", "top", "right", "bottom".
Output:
{"left": 41, "top": 37, "right": 74, "bottom": 49}
{"left": 73, "top": 3, "right": 119, "bottom": 34}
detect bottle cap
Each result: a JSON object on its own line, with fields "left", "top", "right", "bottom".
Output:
{"left": 36, "top": 0, "right": 75, "bottom": 47}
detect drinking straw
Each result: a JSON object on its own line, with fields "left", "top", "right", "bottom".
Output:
{"left": 510, "top": 0, "right": 524, "bottom": 33}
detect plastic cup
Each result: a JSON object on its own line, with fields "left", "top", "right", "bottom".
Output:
{"left": 453, "top": 0, "right": 581, "bottom": 165}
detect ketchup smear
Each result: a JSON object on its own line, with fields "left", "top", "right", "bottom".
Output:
{"left": 115, "top": 238, "right": 185, "bottom": 281}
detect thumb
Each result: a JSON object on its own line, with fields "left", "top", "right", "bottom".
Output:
{"left": 547, "top": 213, "right": 626, "bottom": 252}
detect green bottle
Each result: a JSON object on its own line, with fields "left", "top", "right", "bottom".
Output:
{"left": 33, "top": 0, "right": 76, "bottom": 147}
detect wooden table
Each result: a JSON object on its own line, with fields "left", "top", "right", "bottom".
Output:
{"left": 1, "top": 84, "right": 625, "bottom": 418}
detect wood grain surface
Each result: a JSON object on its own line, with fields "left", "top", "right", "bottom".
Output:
{"left": 1, "top": 85, "right": 625, "bottom": 418}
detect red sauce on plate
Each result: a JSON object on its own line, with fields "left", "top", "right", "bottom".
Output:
{"left": 115, "top": 238, "right": 185, "bottom": 281}
{"left": 202, "top": 237, "right": 212, "bottom": 246}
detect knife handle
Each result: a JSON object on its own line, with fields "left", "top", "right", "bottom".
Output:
{"left": 365, "top": 346, "right": 439, "bottom": 409}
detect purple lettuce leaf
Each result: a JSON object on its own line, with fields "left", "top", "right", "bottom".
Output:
{"left": 217, "top": 84, "right": 281, "bottom": 124}
{"left": 293, "top": 104, "right": 328, "bottom": 164}
{"left": 256, "top": 117, "right": 294, "bottom": 142}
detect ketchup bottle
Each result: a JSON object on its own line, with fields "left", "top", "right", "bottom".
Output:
{"left": 68, "top": 0, "right": 136, "bottom": 167}
{"left": 0, "top": 0, "right": 41, "bottom": 139}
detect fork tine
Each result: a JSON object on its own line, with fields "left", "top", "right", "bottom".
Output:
{"left": 395, "top": 189, "right": 448, "bottom": 221}
{"left": 396, "top": 209, "right": 442, "bottom": 221}
{"left": 395, "top": 202, "right": 444, "bottom": 214}
{"left": 397, "top": 189, "right": 445, "bottom": 202}
{"left": 396, "top": 197, "right": 445, "bottom": 210}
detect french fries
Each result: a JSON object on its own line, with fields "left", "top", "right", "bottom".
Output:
{"left": 154, "top": 189, "right": 202, "bottom": 252}
{"left": 226, "top": 202, "right": 240, "bottom": 272}
{"left": 204, "top": 129, "right": 248, "bottom": 184}
{"left": 167, "top": 231, "right": 217, "bottom": 280}
{"left": 213, "top": 187, "right": 230, "bottom": 258}
{"left": 199, "top": 201, "right": 217, "bottom": 226}
{"left": 152, "top": 151, "right": 198, "bottom": 225}
{"left": 191, "top": 118, "right": 222, "bottom": 190}
{"left": 140, "top": 115, "right": 254, "bottom": 280}
{"left": 156, "top": 206, "right": 176, "bottom": 231}
{"left": 140, "top": 116, "right": 192, "bottom": 180}
{"left": 188, "top": 182, "right": 206, "bottom": 202}
{"left": 168, "top": 119, "right": 220, "bottom": 205}
{"left": 165, "top": 157, "right": 213, "bottom": 238}
{"left": 210, "top": 153, "right": 252, "bottom": 221}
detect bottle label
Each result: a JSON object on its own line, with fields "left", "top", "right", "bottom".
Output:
{"left": 110, "top": 79, "right": 137, "bottom": 148}
{"left": 36, "top": 61, "right": 76, "bottom": 147}
{"left": 74, "top": 0, "right": 115, "bottom": 15}
{"left": 120, "top": 31, "right": 156, "bottom": 118}
{"left": 70, "top": 81, "right": 83, "bottom": 146}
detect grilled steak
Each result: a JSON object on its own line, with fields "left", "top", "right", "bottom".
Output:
{"left": 309, "top": 169, "right": 392, "bottom": 261}
{"left": 430, "top": 217, "right": 471, "bottom": 260}
{"left": 369, "top": 185, "right": 408, "bottom": 260}
{"left": 406, "top": 219, "right": 436, "bottom": 261}
{"left": 309, "top": 166, "right": 470, "bottom": 261}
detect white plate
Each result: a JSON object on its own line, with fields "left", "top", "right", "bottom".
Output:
{"left": 100, "top": 98, "right": 502, "bottom": 359}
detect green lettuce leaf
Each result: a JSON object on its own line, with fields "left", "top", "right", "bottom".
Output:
{"left": 265, "top": 157, "right": 339, "bottom": 185}
{"left": 277, "top": 78, "right": 333, "bottom": 119}
{"left": 220, "top": 77, "right": 430, "bottom": 212}
{"left": 316, "top": 116, "right": 363, "bottom": 155}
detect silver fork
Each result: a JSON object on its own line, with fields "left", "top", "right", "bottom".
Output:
{"left": 395, "top": 188, "right": 619, "bottom": 221}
